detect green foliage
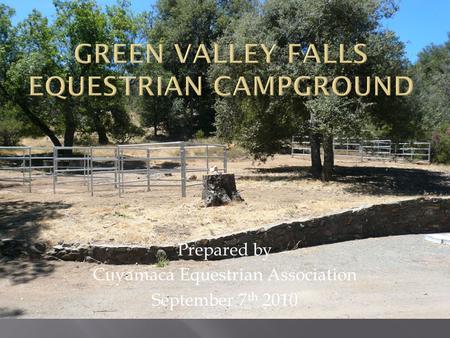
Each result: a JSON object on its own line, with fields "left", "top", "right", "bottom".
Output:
{"left": 209, "top": 9, "right": 307, "bottom": 159}
{"left": 408, "top": 35, "right": 450, "bottom": 162}
{"left": 411, "top": 35, "right": 450, "bottom": 133}
{"left": 0, "top": 108, "right": 23, "bottom": 146}
{"left": 149, "top": 0, "right": 221, "bottom": 137}
{"left": 211, "top": 0, "right": 412, "bottom": 162}
{"left": 110, "top": 110, "right": 145, "bottom": 144}
{"left": 0, "top": 0, "right": 447, "bottom": 168}
{"left": 0, "top": 5, "right": 65, "bottom": 146}
{"left": 138, "top": 62, "right": 175, "bottom": 137}
{"left": 0, "top": 1, "right": 145, "bottom": 146}
{"left": 432, "top": 125, "right": 450, "bottom": 164}
{"left": 305, "top": 95, "right": 368, "bottom": 138}
{"left": 155, "top": 249, "right": 169, "bottom": 268}
{"left": 140, "top": 0, "right": 257, "bottom": 139}
{"left": 194, "top": 129, "right": 205, "bottom": 139}
{"left": 53, "top": 0, "right": 144, "bottom": 145}
{"left": 156, "top": 256, "right": 169, "bottom": 268}
{"left": 0, "top": 5, "right": 15, "bottom": 79}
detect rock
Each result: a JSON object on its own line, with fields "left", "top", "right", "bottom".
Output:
{"left": 32, "top": 242, "right": 47, "bottom": 253}
{"left": 85, "top": 256, "right": 101, "bottom": 264}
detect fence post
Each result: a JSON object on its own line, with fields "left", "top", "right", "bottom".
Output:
{"left": 121, "top": 149, "right": 125, "bottom": 195}
{"left": 427, "top": 143, "right": 431, "bottom": 164}
{"left": 28, "top": 147, "right": 32, "bottom": 192}
{"left": 52, "top": 147, "right": 57, "bottom": 194}
{"left": 21, "top": 148, "right": 26, "bottom": 187}
{"left": 84, "top": 153, "right": 90, "bottom": 191}
{"left": 206, "top": 145, "right": 209, "bottom": 173}
{"left": 223, "top": 146, "right": 228, "bottom": 173}
{"left": 180, "top": 142, "right": 187, "bottom": 197}
{"left": 114, "top": 147, "right": 118, "bottom": 190}
{"left": 90, "top": 147, "right": 94, "bottom": 196}
{"left": 118, "top": 148, "right": 123, "bottom": 197}
{"left": 394, "top": 143, "right": 397, "bottom": 162}
{"left": 121, "top": 149, "right": 124, "bottom": 195}
{"left": 146, "top": 147, "right": 151, "bottom": 192}
{"left": 291, "top": 136, "right": 294, "bottom": 157}
{"left": 359, "top": 142, "right": 363, "bottom": 162}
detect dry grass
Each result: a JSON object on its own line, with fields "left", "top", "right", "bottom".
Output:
{"left": 1, "top": 149, "right": 449, "bottom": 246}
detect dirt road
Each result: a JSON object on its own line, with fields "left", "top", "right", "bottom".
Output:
{"left": 1, "top": 234, "right": 450, "bottom": 318}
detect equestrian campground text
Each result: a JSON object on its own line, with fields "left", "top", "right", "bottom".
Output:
{"left": 29, "top": 43, "right": 414, "bottom": 100}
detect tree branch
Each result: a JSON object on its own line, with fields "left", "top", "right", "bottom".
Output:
{"left": 0, "top": 83, "right": 62, "bottom": 146}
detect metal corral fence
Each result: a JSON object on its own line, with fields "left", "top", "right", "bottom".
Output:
{"left": 0, "top": 142, "right": 227, "bottom": 197}
{"left": 291, "top": 136, "right": 431, "bottom": 163}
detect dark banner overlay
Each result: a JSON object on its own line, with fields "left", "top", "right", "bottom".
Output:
{"left": 1, "top": 320, "right": 450, "bottom": 338}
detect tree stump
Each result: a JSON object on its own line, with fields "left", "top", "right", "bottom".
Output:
{"left": 202, "top": 173, "right": 244, "bottom": 207}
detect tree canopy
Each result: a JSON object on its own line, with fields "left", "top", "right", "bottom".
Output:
{"left": 0, "top": 0, "right": 448, "bottom": 170}
{"left": 210, "top": 0, "right": 419, "bottom": 178}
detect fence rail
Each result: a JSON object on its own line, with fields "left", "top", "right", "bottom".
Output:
{"left": 291, "top": 137, "right": 431, "bottom": 163}
{"left": 0, "top": 142, "right": 227, "bottom": 197}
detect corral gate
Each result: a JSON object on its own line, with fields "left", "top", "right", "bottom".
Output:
{"left": 291, "top": 137, "right": 431, "bottom": 163}
{"left": 0, "top": 142, "right": 228, "bottom": 197}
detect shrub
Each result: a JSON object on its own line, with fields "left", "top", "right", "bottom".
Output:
{"left": 431, "top": 125, "right": 450, "bottom": 164}
{"left": 111, "top": 124, "right": 145, "bottom": 144}
{"left": 0, "top": 116, "right": 23, "bottom": 146}
{"left": 194, "top": 130, "right": 205, "bottom": 139}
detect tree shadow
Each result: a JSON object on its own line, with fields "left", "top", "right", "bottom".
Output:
{"left": 248, "top": 165, "right": 312, "bottom": 174}
{"left": 334, "top": 166, "right": 450, "bottom": 196}
{"left": 121, "top": 160, "right": 180, "bottom": 170}
{"left": 0, "top": 257, "right": 56, "bottom": 285}
{"left": 0, "top": 200, "right": 71, "bottom": 241}
{"left": 0, "top": 307, "right": 24, "bottom": 318}
{"left": 241, "top": 165, "right": 450, "bottom": 196}
{"left": 0, "top": 200, "right": 71, "bottom": 284}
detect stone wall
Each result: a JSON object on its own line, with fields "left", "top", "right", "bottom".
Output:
{"left": 37, "top": 197, "right": 450, "bottom": 265}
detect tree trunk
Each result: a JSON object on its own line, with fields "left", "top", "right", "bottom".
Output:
{"left": 97, "top": 128, "right": 109, "bottom": 145}
{"left": 63, "top": 106, "right": 76, "bottom": 147}
{"left": 202, "top": 173, "right": 244, "bottom": 207}
{"left": 0, "top": 84, "right": 62, "bottom": 146}
{"left": 322, "top": 134, "right": 334, "bottom": 181}
{"left": 310, "top": 132, "right": 322, "bottom": 179}
{"left": 63, "top": 127, "right": 75, "bottom": 148}
{"left": 93, "top": 113, "right": 109, "bottom": 145}
{"left": 62, "top": 116, "right": 75, "bottom": 157}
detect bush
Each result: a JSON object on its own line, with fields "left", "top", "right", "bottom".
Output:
{"left": 431, "top": 125, "right": 450, "bottom": 164}
{"left": 0, "top": 116, "right": 23, "bottom": 146}
{"left": 111, "top": 124, "right": 144, "bottom": 144}
{"left": 194, "top": 130, "right": 205, "bottom": 139}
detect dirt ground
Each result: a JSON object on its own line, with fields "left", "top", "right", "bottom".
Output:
{"left": 1, "top": 154, "right": 449, "bottom": 246}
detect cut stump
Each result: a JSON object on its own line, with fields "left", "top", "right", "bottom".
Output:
{"left": 202, "top": 174, "right": 244, "bottom": 207}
